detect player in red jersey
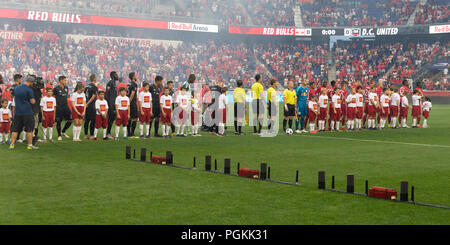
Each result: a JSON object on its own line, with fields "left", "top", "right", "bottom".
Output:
{"left": 327, "top": 80, "right": 337, "bottom": 130}
{"left": 340, "top": 81, "right": 349, "bottom": 129}
{"left": 415, "top": 82, "right": 425, "bottom": 127}
{"left": 398, "top": 79, "right": 410, "bottom": 126}
{"left": 315, "top": 81, "right": 328, "bottom": 95}
{"left": 362, "top": 79, "right": 375, "bottom": 128}
{"left": 375, "top": 81, "right": 383, "bottom": 125}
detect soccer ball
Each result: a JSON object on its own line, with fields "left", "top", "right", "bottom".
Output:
{"left": 286, "top": 128, "right": 294, "bottom": 135}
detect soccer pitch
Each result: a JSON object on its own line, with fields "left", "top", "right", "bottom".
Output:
{"left": 1, "top": 104, "right": 449, "bottom": 225}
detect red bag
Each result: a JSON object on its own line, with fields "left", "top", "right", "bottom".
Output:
{"left": 238, "top": 168, "right": 259, "bottom": 179}
{"left": 369, "top": 187, "right": 398, "bottom": 200}
{"left": 151, "top": 156, "right": 166, "bottom": 164}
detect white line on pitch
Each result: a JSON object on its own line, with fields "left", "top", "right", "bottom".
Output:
{"left": 300, "top": 135, "right": 450, "bottom": 148}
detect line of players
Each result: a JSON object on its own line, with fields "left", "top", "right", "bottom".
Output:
{"left": 281, "top": 79, "right": 433, "bottom": 134}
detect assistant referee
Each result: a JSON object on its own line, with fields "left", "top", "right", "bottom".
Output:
{"left": 251, "top": 74, "right": 264, "bottom": 134}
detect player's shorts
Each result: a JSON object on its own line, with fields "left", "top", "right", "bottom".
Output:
{"left": 400, "top": 107, "right": 409, "bottom": 118}
{"left": 347, "top": 107, "right": 356, "bottom": 120}
{"left": 252, "top": 99, "right": 264, "bottom": 116}
{"left": 332, "top": 108, "right": 341, "bottom": 121}
{"left": 368, "top": 105, "right": 376, "bottom": 117}
{"left": 191, "top": 111, "right": 200, "bottom": 125}
{"left": 364, "top": 101, "right": 369, "bottom": 114}
{"left": 161, "top": 108, "right": 171, "bottom": 124}
{"left": 0, "top": 122, "right": 10, "bottom": 133}
{"left": 177, "top": 109, "right": 188, "bottom": 124}
{"left": 42, "top": 111, "right": 55, "bottom": 128}
{"left": 11, "top": 115, "right": 34, "bottom": 133}
{"left": 234, "top": 102, "right": 245, "bottom": 118}
{"left": 423, "top": 110, "right": 429, "bottom": 119}
{"left": 130, "top": 104, "right": 138, "bottom": 119}
{"left": 139, "top": 108, "right": 152, "bottom": 123}
{"left": 356, "top": 107, "right": 363, "bottom": 119}
{"left": 319, "top": 107, "right": 327, "bottom": 120}
{"left": 412, "top": 106, "right": 421, "bottom": 118}
{"left": 297, "top": 104, "right": 307, "bottom": 117}
{"left": 390, "top": 105, "right": 399, "bottom": 117}
{"left": 151, "top": 105, "right": 161, "bottom": 119}
{"left": 328, "top": 103, "right": 334, "bottom": 116}
{"left": 284, "top": 104, "right": 295, "bottom": 117}
{"left": 219, "top": 108, "right": 227, "bottom": 123}
{"left": 308, "top": 109, "right": 317, "bottom": 122}
{"left": 380, "top": 107, "right": 389, "bottom": 118}
{"left": 56, "top": 105, "right": 72, "bottom": 121}
{"left": 95, "top": 114, "right": 108, "bottom": 129}
{"left": 72, "top": 106, "right": 85, "bottom": 120}
{"left": 267, "top": 101, "right": 278, "bottom": 117}
{"left": 116, "top": 110, "right": 129, "bottom": 126}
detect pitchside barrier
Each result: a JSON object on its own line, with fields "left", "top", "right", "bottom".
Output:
{"left": 125, "top": 146, "right": 449, "bottom": 210}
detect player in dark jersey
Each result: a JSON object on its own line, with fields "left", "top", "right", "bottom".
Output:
{"left": 54, "top": 76, "right": 73, "bottom": 140}
{"left": 149, "top": 75, "right": 164, "bottom": 137}
{"left": 207, "top": 80, "right": 224, "bottom": 134}
{"left": 105, "top": 71, "right": 119, "bottom": 138}
{"left": 126, "top": 72, "right": 139, "bottom": 138}
{"left": 83, "top": 74, "right": 98, "bottom": 140}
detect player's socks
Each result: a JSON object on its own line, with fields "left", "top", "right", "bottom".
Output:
{"left": 238, "top": 125, "right": 242, "bottom": 134}
{"left": 347, "top": 121, "right": 351, "bottom": 129}
{"left": 402, "top": 118, "right": 407, "bottom": 127}
{"left": 62, "top": 121, "right": 72, "bottom": 134}
{"left": 181, "top": 125, "right": 185, "bottom": 135}
{"left": 123, "top": 127, "right": 127, "bottom": 138}
{"left": 131, "top": 121, "right": 137, "bottom": 136}
{"left": 127, "top": 120, "right": 131, "bottom": 136}
{"left": 351, "top": 120, "right": 355, "bottom": 130}
{"left": 140, "top": 124, "right": 144, "bottom": 136}
{"left": 423, "top": 119, "right": 427, "bottom": 127}
{"left": 176, "top": 125, "right": 180, "bottom": 135}
{"left": 162, "top": 125, "right": 166, "bottom": 136}
{"left": 155, "top": 121, "right": 160, "bottom": 135}
{"left": 295, "top": 119, "right": 299, "bottom": 130}
{"left": 116, "top": 125, "right": 120, "bottom": 138}
{"left": 368, "top": 119, "right": 372, "bottom": 129}
{"left": 253, "top": 118, "right": 257, "bottom": 133}
{"left": 336, "top": 122, "right": 340, "bottom": 130}
{"left": 288, "top": 119, "right": 293, "bottom": 130}
{"left": 49, "top": 128, "right": 53, "bottom": 140}
{"left": 103, "top": 128, "right": 107, "bottom": 138}
{"left": 412, "top": 118, "right": 417, "bottom": 127}
{"left": 146, "top": 125, "right": 150, "bottom": 136}
{"left": 171, "top": 124, "right": 175, "bottom": 134}
{"left": 363, "top": 114, "right": 367, "bottom": 127}
{"left": 166, "top": 125, "right": 171, "bottom": 136}
{"left": 300, "top": 117, "right": 305, "bottom": 130}
{"left": 331, "top": 121, "right": 335, "bottom": 130}
{"left": 43, "top": 128, "right": 47, "bottom": 140}
{"left": 0, "top": 133, "right": 2, "bottom": 142}
{"left": 392, "top": 117, "right": 397, "bottom": 127}
{"left": 309, "top": 123, "right": 314, "bottom": 132}
{"left": 94, "top": 128, "right": 98, "bottom": 138}
{"left": 258, "top": 122, "right": 262, "bottom": 134}
{"left": 283, "top": 119, "right": 287, "bottom": 131}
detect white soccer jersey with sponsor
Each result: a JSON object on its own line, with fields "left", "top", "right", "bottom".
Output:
{"left": 423, "top": 101, "right": 432, "bottom": 111}
{"left": 346, "top": 94, "right": 357, "bottom": 108}
{"left": 412, "top": 95, "right": 421, "bottom": 106}
{"left": 318, "top": 95, "right": 328, "bottom": 108}
{"left": 380, "top": 95, "right": 390, "bottom": 107}
{"left": 218, "top": 94, "right": 227, "bottom": 109}
{"left": 0, "top": 108, "right": 12, "bottom": 123}
{"left": 308, "top": 101, "right": 318, "bottom": 113}
{"left": 390, "top": 93, "right": 400, "bottom": 106}
{"left": 331, "top": 94, "right": 342, "bottom": 109}
{"left": 355, "top": 93, "right": 364, "bottom": 107}
{"left": 115, "top": 96, "right": 130, "bottom": 111}
{"left": 40, "top": 96, "right": 57, "bottom": 112}
{"left": 95, "top": 99, "right": 109, "bottom": 115}
{"left": 160, "top": 95, "right": 173, "bottom": 109}
{"left": 138, "top": 91, "right": 152, "bottom": 109}
{"left": 176, "top": 94, "right": 190, "bottom": 110}
{"left": 368, "top": 92, "right": 378, "bottom": 106}
{"left": 71, "top": 92, "right": 86, "bottom": 106}
{"left": 401, "top": 96, "right": 409, "bottom": 107}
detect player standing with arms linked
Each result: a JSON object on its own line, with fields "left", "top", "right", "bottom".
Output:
{"left": 105, "top": 71, "right": 119, "bottom": 139}
{"left": 127, "top": 72, "right": 139, "bottom": 138}
{"left": 84, "top": 74, "right": 98, "bottom": 140}
{"left": 54, "top": 76, "right": 73, "bottom": 141}
{"left": 149, "top": 76, "right": 164, "bottom": 137}
{"left": 251, "top": 75, "right": 264, "bottom": 135}
{"left": 295, "top": 79, "right": 309, "bottom": 133}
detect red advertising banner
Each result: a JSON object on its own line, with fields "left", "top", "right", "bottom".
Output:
{"left": 229, "top": 26, "right": 312, "bottom": 36}
{"left": 0, "top": 8, "right": 168, "bottom": 30}
{"left": 424, "top": 91, "right": 450, "bottom": 97}
{"left": 0, "top": 30, "right": 58, "bottom": 41}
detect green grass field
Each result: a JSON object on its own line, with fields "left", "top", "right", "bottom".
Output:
{"left": 1, "top": 104, "right": 449, "bottom": 225}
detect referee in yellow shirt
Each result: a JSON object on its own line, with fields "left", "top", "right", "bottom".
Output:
{"left": 233, "top": 80, "right": 246, "bottom": 135}
{"left": 283, "top": 80, "right": 297, "bottom": 133}
{"left": 251, "top": 74, "right": 264, "bottom": 134}
{"left": 267, "top": 79, "right": 278, "bottom": 134}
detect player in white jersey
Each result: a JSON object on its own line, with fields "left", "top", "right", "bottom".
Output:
{"left": 218, "top": 87, "right": 228, "bottom": 136}
{"left": 175, "top": 86, "right": 190, "bottom": 137}
{"left": 355, "top": 86, "right": 364, "bottom": 130}
{"left": 411, "top": 90, "right": 422, "bottom": 128}
{"left": 379, "top": 88, "right": 390, "bottom": 129}
{"left": 346, "top": 87, "right": 357, "bottom": 130}
{"left": 308, "top": 94, "right": 319, "bottom": 133}
{"left": 40, "top": 87, "right": 57, "bottom": 142}
{"left": 422, "top": 97, "right": 432, "bottom": 128}
{"left": 400, "top": 90, "right": 410, "bottom": 128}
{"left": 71, "top": 83, "right": 86, "bottom": 141}
{"left": 317, "top": 88, "right": 329, "bottom": 132}
{"left": 138, "top": 82, "right": 152, "bottom": 138}
{"left": 0, "top": 98, "right": 12, "bottom": 144}
{"left": 389, "top": 88, "right": 401, "bottom": 128}
{"left": 115, "top": 87, "right": 131, "bottom": 139}
{"left": 94, "top": 91, "right": 109, "bottom": 140}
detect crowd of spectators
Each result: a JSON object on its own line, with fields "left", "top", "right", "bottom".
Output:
{"left": 301, "top": 0, "right": 416, "bottom": 27}
{"left": 414, "top": 0, "right": 449, "bottom": 25}
{"left": 254, "top": 42, "right": 329, "bottom": 85}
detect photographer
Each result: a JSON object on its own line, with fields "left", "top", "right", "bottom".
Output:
{"left": 9, "top": 75, "right": 38, "bottom": 150}
{"left": 31, "top": 76, "right": 44, "bottom": 143}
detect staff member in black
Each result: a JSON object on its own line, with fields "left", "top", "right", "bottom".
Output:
{"left": 149, "top": 75, "right": 163, "bottom": 137}
{"left": 105, "top": 71, "right": 119, "bottom": 138}
{"left": 84, "top": 74, "right": 98, "bottom": 139}
{"left": 127, "top": 72, "right": 138, "bottom": 138}
{"left": 207, "top": 80, "right": 224, "bottom": 134}
{"left": 54, "top": 76, "right": 73, "bottom": 141}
